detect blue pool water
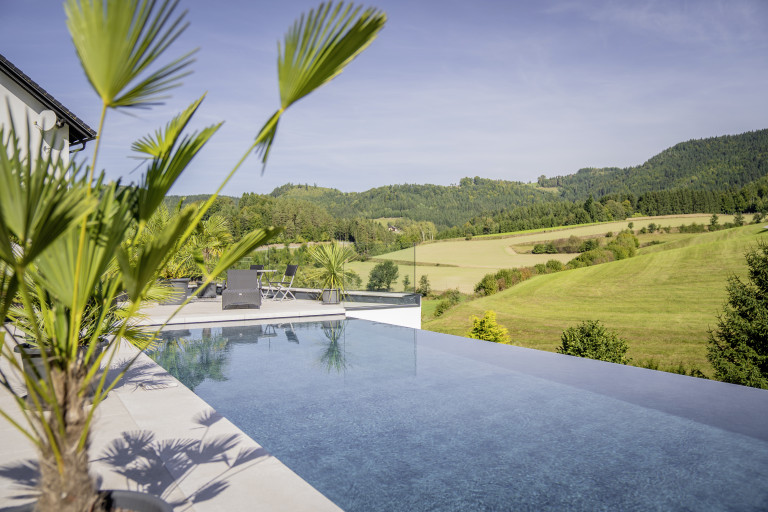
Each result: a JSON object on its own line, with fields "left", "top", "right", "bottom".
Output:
{"left": 150, "top": 318, "right": 768, "bottom": 511}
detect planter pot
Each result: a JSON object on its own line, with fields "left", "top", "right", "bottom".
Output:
{"left": 14, "top": 340, "right": 109, "bottom": 405}
{"left": 159, "top": 278, "right": 190, "bottom": 305}
{"left": 196, "top": 281, "right": 217, "bottom": 298}
{"left": 321, "top": 288, "right": 340, "bottom": 305}
{"left": 9, "top": 489, "right": 172, "bottom": 512}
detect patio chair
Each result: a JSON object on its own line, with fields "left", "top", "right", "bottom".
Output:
{"left": 222, "top": 269, "right": 262, "bottom": 310}
{"left": 272, "top": 265, "right": 298, "bottom": 301}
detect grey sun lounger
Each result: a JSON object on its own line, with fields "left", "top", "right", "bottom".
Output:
{"left": 222, "top": 269, "right": 262, "bottom": 309}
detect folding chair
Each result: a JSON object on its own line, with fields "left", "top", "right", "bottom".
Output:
{"left": 250, "top": 265, "right": 268, "bottom": 298}
{"left": 272, "top": 265, "right": 298, "bottom": 301}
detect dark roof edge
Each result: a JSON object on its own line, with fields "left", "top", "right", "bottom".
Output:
{"left": 0, "top": 53, "right": 96, "bottom": 145}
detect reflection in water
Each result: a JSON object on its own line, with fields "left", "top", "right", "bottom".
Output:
{"left": 319, "top": 320, "right": 347, "bottom": 373}
{"left": 148, "top": 328, "right": 231, "bottom": 391}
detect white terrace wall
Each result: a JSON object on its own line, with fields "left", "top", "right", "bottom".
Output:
{"left": 1, "top": 73, "right": 70, "bottom": 166}
{"left": 345, "top": 306, "right": 422, "bottom": 329}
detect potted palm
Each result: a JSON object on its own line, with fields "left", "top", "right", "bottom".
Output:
{"left": 0, "top": 1, "right": 385, "bottom": 512}
{"left": 191, "top": 214, "right": 234, "bottom": 298}
{"left": 309, "top": 243, "right": 358, "bottom": 304}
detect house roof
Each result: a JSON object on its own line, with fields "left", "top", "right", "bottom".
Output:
{"left": 0, "top": 53, "right": 96, "bottom": 146}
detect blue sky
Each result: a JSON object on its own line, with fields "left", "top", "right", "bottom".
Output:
{"left": 2, "top": 0, "right": 767, "bottom": 196}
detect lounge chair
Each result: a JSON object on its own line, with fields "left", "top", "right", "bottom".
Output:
{"left": 272, "top": 265, "right": 298, "bottom": 301}
{"left": 222, "top": 269, "right": 262, "bottom": 309}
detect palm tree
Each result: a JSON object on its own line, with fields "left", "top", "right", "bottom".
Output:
{"left": 0, "top": 1, "right": 385, "bottom": 510}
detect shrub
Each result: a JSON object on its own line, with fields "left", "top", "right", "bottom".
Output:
{"left": 605, "top": 232, "right": 613, "bottom": 237}
{"left": 417, "top": 274, "right": 431, "bottom": 296}
{"left": 578, "top": 238, "right": 599, "bottom": 252}
{"left": 753, "top": 212, "right": 765, "bottom": 224}
{"left": 495, "top": 268, "right": 521, "bottom": 289}
{"left": 568, "top": 248, "right": 614, "bottom": 267}
{"left": 466, "top": 311, "right": 511, "bottom": 344}
{"left": 474, "top": 273, "right": 499, "bottom": 296}
{"left": 367, "top": 260, "right": 399, "bottom": 291}
{"left": 708, "top": 241, "right": 768, "bottom": 388}
{"left": 679, "top": 222, "right": 706, "bottom": 233}
{"left": 557, "top": 320, "right": 630, "bottom": 364}
{"left": 534, "top": 263, "right": 547, "bottom": 274}
{"left": 545, "top": 259, "right": 564, "bottom": 272}
{"left": 533, "top": 242, "right": 557, "bottom": 254}
{"left": 434, "top": 300, "right": 452, "bottom": 317}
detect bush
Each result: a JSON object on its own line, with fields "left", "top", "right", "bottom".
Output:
{"left": 434, "top": 300, "right": 452, "bottom": 317}
{"left": 568, "top": 248, "right": 614, "bottom": 267}
{"left": 417, "top": 274, "right": 431, "bottom": 296}
{"left": 474, "top": 273, "right": 499, "bottom": 296}
{"left": 605, "top": 232, "right": 613, "bottom": 238}
{"left": 466, "top": 311, "right": 511, "bottom": 344}
{"left": 557, "top": 320, "right": 630, "bottom": 364}
{"left": 532, "top": 242, "right": 557, "bottom": 254}
{"left": 495, "top": 268, "right": 521, "bottom": 289}
{"left": 708, "top": 241, "right": 768, "bottom": 388}
{"left": 534, "top": 263, "right": 547, "bottom": 274}
{"left": 606, "top": 231, "right": 638, "bottom": 260}
{"left": 433, "top": 289, "right": 463, "bottom": 317}
{"left": 679, "top": 222, "right": 706, "bottom": 233}
{"left": 367, "top": 260, "right": 399, "bottom": 291}
{"left": 753, "top": 212, "right": 765, "bottom": 224}
{"left": 545, "top": 259, "right": 564, "bottom": 272}
{"left": 578, "top": 238, "right": 599, "bottom": 252}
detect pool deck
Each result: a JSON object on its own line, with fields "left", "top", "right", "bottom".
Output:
{"left": 0, "top": 298, "right": 349, "bottom": 511}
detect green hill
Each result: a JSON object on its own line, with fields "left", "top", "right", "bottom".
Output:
{"left": 269, "top": 177, "right": 559, "bottom": 229}
{"left": 422, "top": 224, "right": 768, "bottom": 375}
{"left": 540, "top": 129, "right": 768, "bottom": 200}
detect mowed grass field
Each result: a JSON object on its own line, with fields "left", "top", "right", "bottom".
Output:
{"left": 365, "top": 215, "right": 736, "bottom": 293}
{"left": 421, "top": 224, "right": 767, "bottom": 376}
{"left": 345, "top": 261, "right": 490, "bottom": 292}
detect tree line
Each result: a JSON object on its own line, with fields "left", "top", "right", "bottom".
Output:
{"left": 538, "top": 129, "right": 768, "bottom": 201}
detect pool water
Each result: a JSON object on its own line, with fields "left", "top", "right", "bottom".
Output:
{"left": 150, "top": 318, "right": 768, "bottom": 511}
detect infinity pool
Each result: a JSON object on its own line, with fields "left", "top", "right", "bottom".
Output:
{"left": 150, "top": 318, "right": 768, "bottom": 511}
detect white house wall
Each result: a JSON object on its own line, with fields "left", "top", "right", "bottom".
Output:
{"left": 1, "top": 73, "right": 69, "bottom": 166}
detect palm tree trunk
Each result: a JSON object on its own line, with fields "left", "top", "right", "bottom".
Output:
{"left": 35, "top": 367, "right": 100, "bottom": 512}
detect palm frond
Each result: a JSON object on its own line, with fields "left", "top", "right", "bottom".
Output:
{"left": 131, "top": 94, "right": 206, "bottom": 158}
{"left": 65, "top": 0, "right": 196, "bottom": 109}
{"left": 253, "top": 1, "right": 386, "bottom": 165}
{"left": 135, "top": 119, "right": 221, "bottom": 224}
{"left": 0, "top": 124, "right": 95, "bottom": 269}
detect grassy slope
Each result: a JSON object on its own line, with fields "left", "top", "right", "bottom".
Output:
{"left": 367, "top": 215, "right": 734, "bottom": 293}
{"left": 422, "top": 224, "right": 767, "bottom": 375}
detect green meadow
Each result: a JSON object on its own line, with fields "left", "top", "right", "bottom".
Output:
{"left": 361, "top": 214, "right": 735, "bottom": 293}
{"left": 421, "top": 224, "right": 766, "bottom": 375}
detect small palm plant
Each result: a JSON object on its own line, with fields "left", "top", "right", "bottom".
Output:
{"left": 0, "top": 1, "right": 385, "bottom": 511}
{"left": 309, "top": 242, "right": 358, "bottom": 303}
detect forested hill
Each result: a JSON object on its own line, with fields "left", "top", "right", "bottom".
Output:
{"left": 267, "top": 177, "right": 559, "bottom": 229}
{"left": 539, "top": 129, "right": 768, "bottom": 201}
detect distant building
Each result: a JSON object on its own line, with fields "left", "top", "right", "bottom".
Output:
{"left": 0, "top": 53, "right": 95, "bottom": 165}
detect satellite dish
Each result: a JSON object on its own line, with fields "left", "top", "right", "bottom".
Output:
{"left": 37, "top": 110, "right": 57, "bottom": 131}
